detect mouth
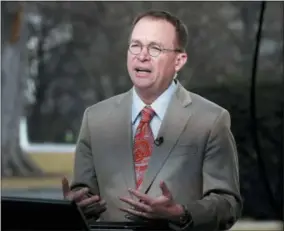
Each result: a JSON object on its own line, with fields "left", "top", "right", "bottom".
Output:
{"left": 134, "top": 67, "right": 152, "bottom": 74}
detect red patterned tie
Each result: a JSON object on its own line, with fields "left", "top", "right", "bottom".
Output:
{"left": 133, "top": 106, "right": 155, "bottom": 190}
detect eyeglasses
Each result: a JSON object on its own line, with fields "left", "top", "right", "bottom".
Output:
{"left": 128, "top": 42, "right": 182, "bottom": 57}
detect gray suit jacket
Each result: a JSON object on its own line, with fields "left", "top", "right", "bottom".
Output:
{"left": 71, "top": 82, "right": 242, "bottom": 230}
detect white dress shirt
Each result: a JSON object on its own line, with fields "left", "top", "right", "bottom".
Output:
{"left": 131, "top": 81, "right": 177, "bottom": 139}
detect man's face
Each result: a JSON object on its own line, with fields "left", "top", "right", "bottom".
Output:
{"left": 127, "top": 17, "right": 187, "bottom": 94}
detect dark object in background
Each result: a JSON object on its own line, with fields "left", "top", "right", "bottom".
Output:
{"left": 1, "top": 196, "right": 90, "bottom": 231}
{"left": 1, "top": 196, "right": 171, "bottom": 231}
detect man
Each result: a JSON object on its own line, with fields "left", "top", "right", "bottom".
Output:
{"left": 62, "top": 10, "right": 242, "bottom": 231}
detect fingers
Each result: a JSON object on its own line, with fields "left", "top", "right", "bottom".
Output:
{"left": 120, "top": 207, "right": 154, "bottom": 219}
{"left": 119, "top": 196, "right": 153, "bottom": 213}
{"left": 79, "top": 197, "right": 107, "bottom": 215}
{"left": 77, "top": 195, "right": 101, "bottom": 207}
{"left": 159, "top": 181, "right": 172, "bottom": 199}
{"left": 119, "top": 184, "right": 174, "bottom": 220}
{"left": 128, "top": 189, "right": 153, "bottom": 205}
{"left": 97, "top": 199, "right": 107, "bottom": 209}
{"left": 67, "top": 187, "right": 89, "bottom": 201}
{"left": 61, "top": 177, "right": 89, "bottom": 202}
{"left": 61, "top": 178, "right": 106, "bottom": 213}
{"left": 61, "top": 177, "right": 70, "bottom": 198}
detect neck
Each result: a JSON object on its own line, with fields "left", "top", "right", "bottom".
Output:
{"left": 135, "top": 89, "right": 159, "bottom": 105}
{"left": 135, "top": 81, "right": 173, "bottom": 105}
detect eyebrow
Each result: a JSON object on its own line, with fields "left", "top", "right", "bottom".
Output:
{"left": 130, "top": 39, "right": 163, "bottom": 47}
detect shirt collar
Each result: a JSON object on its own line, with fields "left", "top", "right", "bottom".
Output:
{"left": 132, "top": 80, "right": 177, "bottom": 124}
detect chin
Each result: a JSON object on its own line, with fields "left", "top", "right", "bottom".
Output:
{"left": 132, "top": 77, "right": 155, "bottom": 90}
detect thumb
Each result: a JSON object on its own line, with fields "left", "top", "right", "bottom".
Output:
{"left": 160, "top": 181, "right": 172, "bottom": 199}
{"left": 62, "top": 176, "right": 70, "bottom": 198}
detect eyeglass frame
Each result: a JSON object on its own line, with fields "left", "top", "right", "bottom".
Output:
{"left": 128, "top": 41, "right": 183, "bottom": 57}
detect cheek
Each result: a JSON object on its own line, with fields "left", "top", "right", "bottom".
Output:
{"left": 156, "top": 59, "right": 175, "bottom": 76}
{"left": 154, "top": 58, "right": 166, "bottom": 73}
{"left": 127, "top": 55, "right": 134, "bottom": 69}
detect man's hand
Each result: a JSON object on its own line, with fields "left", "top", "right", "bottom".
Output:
{"left": 62, "top": 177, "right": 106, "bottom": 209}
{"left": 119, "top": 181, "right": 184, "bottom": 221}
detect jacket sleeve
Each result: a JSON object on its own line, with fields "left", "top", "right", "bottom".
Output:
{"left": 71, "top": 107, "right": 99, "bottom": 194}
{"left": 70, "top": 108, "right": 103, "bottom": 220}
{"left": 184, "top": 109, "right": 242, "bottom": 231}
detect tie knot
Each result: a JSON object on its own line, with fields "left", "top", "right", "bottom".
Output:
{"left": 141, "top": 106, "right": 155, "bottom": 123}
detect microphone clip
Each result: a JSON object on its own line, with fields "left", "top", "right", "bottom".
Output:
{"left": 154, "top": 137, "right": 164, "bottom": 146}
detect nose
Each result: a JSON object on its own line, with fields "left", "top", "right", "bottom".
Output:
{"left": 137, "top": 46, "right": 150, "bottom": 61}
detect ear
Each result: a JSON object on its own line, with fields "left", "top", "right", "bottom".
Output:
{"left": 175, "top": 52, "right": 187, "bottom": 72}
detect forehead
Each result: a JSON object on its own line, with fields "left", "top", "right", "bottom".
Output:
{"left": 130, "top": 17, "right": 176, "bottom": 47}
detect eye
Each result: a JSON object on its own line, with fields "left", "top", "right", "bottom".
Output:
{"left": 151, "top": 46, "right": 161, "bottom": 51}
{"left": 130, "top": 43, "right": 140, "bottom": 48}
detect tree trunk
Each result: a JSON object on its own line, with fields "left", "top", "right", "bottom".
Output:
{"left": 1, "top": 2, "right": 44, "bottom": 177}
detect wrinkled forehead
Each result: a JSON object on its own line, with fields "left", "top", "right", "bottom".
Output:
{"left": 130, "top": 17, "right": 177, "bottom": 48}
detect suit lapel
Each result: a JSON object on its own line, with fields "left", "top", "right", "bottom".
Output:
{"left": 140, "top": 83, "right": 193, "bottom": 193}
{"left": 110, "top": 90, "right": 136, "bottom": 191}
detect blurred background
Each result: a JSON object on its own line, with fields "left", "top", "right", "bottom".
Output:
{"left": 1, "top": 1, "right": 283, "bottom": 230}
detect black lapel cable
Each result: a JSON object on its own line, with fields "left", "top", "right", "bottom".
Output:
{"left": 249, "top": 1, "right": 282, "bottom": 220}
{"left": 280, "top": 2, "right": 284, "bottom": 221}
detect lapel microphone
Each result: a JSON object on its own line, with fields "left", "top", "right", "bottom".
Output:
{"left": 154, "top": 136, "right": 164, "bottom": 146}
